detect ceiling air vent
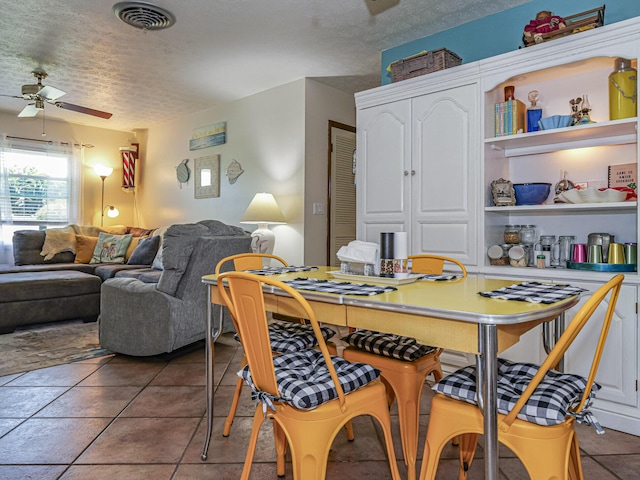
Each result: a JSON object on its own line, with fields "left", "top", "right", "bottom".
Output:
{"left": 113, "top": 2, "right": 176, "bottom": 31}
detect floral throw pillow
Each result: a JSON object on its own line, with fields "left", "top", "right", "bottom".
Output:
{"left": 90, "top": 233, "right": 133, "bottom": 264}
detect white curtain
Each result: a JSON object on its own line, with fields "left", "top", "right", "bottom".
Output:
{"left": 0, "top": 135, "right": 13, "bottom": 264}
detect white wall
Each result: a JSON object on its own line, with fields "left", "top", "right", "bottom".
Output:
{"left": 140, "top": 78, "right": 355, "bottom": 265}
{"left": 140, "top": 80, "right": 307, "bottom": 263}
{"left": 303, "top": 79, "right": 356, "bottom": 265}
{"left": 0, "top": 111, "right": 135, "bottom": 227}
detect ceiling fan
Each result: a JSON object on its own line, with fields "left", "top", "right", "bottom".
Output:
{"left": 1, "top": 70, "right": 112, "bottom": 120}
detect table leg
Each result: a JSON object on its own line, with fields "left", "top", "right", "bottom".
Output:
{"left": 201, "top": 289, "right": 223, "bottom": 461}
{"left": 479, "top": 324, "right": 499, "bottom": 480}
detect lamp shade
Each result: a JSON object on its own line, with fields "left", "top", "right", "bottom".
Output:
{"left": 239, "top": 193, "right": 286, "bottom": 225}
{"left": 94, "top": 165, "right": 113, "bottom": 178}
{"left": 105, "top": 205, "right": 120, "bottom": 218}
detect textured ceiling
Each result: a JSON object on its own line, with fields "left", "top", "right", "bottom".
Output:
{"left": 0, "top": 0, "right": 531, "bottom": 132}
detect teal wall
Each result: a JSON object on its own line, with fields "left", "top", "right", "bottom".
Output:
{"left": 381, "top": 1, "right": 640, "bottom": 85}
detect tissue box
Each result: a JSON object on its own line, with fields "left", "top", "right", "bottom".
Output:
{"left": 340, "top": 261, "right": 375, "bottom": 276}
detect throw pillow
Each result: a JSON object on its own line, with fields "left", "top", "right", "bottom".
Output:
{"left": 40, "top": 226, "right": 76, "bottom": 261}
{"left": 151, "top": 226, "right": 169, "bottom": 270}
{"left": 74, "top": 235, "right": 99, "bottom": 263}
{"left": 124, "top": 237, "right": 143, "bottom": 262}
{"left": 90, "top": 232, "right": 133, "bottom": 264}
{"left": 127, "top": 235, "right": 161, "bottom": 265}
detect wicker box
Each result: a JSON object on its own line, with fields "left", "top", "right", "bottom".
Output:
{"left": 390, "top": 48, "right": 462, "bottom": 83}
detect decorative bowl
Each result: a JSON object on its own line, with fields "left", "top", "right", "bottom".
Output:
{"left": 513, "top": 183, "right": 552, "bottom": 205}
{"left": 538, "top": 115, "right": 573, "bottom": 130}
{"left": 557, "top": 187, "right": 628, "bottom": 204}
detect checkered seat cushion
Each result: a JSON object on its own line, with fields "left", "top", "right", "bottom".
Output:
{"left": 233, "top": 320, "right": 336, "bottom": 354}
{"left": 432, "top": 358, "right": 602, "bottom": 430}
{"left": 239, "top": 349, "right": 380, "bottom": 410}
{"left": 342, "top": 329, "right": 436, "bottom": 362}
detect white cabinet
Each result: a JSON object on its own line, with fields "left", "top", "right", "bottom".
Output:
{"left": 355, "top": 17, "right": 640, "bottom": 437}
{"left": 356, "top": 76, "right": 479, "bottom": 263}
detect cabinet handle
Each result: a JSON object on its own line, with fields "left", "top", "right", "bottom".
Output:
{"left": 404, "top": 170, "right": 409, "bottom": 176}
{"left": 411, "top": 170, "right": 415, "bottom": 176}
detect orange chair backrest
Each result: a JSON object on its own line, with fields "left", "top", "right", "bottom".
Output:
{"left": 216, "top": 271, "right": 347, "bottom": 408}
{"left": 215, "top": 253, "right": 288, "bottom": 274}
{"left": 409, "top": 254, "right": 467, "bottom": 277}
{"left": 502, "top": 274, "right": 624, "bottom": 430}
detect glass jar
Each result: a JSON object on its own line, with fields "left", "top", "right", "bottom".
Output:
{"left": 503, "top": 225, "right": 521, "bottom": 244}
{"left": 487, "top": 244, "right": 511, "bottom": 265}
{"left": 508, "top": 244, "right": 528, "bottom": 267}
{"left": 520, "top": 225, "right": 536, "bottom": 245}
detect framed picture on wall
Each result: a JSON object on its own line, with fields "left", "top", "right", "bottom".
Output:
{"left": 194, "top": 155, "right": 220, "bottom": 199}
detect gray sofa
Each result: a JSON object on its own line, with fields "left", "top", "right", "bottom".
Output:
{"left": 0, "top": 226, "right": 158, "bottom": 334}
{"left": 99, "top": 220, "right": 252, "bottom": 356}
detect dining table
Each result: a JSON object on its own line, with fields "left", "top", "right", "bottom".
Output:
{"left": 201, "top": 266, "right": 581, "bottom": 480}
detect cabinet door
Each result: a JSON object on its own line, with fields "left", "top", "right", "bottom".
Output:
{"left": 412, "top": 83, "right": 478, "bottom": 264}
{"left": 564, "top": 281, "right": 637, "bottom": 409}
{"left": 356, "top": 100, "right": 411, "bottom": 243}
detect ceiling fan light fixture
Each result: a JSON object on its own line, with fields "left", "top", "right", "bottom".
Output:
{"left": 113, "top": 2, "right": 176, "bottom": 31}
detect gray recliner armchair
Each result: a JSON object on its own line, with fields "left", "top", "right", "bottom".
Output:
{"left": 99, "top": 220, "right": 251, "bottom": 356}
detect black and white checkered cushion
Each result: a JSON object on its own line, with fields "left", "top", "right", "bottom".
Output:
{"left": 342, "top": 330, "right": 436, "bottom": 362}
{"left": 432, "top": 358, "right": 602, "bottom": 429}
{"left": 233, "top": 320, "right": 336, "bottom": 353}
{"left": 239, "top": 349, "right": 380, "bottom": 410}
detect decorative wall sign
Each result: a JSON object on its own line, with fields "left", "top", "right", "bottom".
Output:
{"left": 225, "top": 159, "right": 244, "bottom": 184}
{"left": 189, "top": 122, "right": 227, "bottom": 151}
{"left": 194, "top": 155, "right": 220, "bottom": 198}
{"left": 176, "top": 159, "right": 190, "bottom": 188}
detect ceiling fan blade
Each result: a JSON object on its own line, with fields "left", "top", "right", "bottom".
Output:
{"left": 0, "top": 93, "right": 23, "bottom": 99}
{"left": 18, "top": 104, "right": 42, "bottom": 117}
{"left": 54, "top": 101, "right": 113, "bottom": 119}
{"left": 38, "top": 85, "right": 66, "bottom": 101}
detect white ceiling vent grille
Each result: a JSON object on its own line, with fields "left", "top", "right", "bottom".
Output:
{"left": 113, "top": 2, "right": 176, "bottom": 31}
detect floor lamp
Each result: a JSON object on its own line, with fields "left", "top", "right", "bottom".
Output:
{"left": 94, "top": 165, "right": 118, "bottom": 226}
{"left": 240, "top": 193, "right": 286, "bottom": 255}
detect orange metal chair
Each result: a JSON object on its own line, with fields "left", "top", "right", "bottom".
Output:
{"left": 342, "top": 254, "right": 467, "bottom": 480}
{"left": 217, "top": 271, "right": 401, "bottom": 480}
{"left": 216, "top": 253, "right": 346, "bottom": 443}
{"left": 419, "top": 274, "right": 623, "bottom": 480}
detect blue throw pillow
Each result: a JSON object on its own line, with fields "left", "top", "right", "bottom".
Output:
{"left": 127, "top": 235, "right": 161, "bottom": 265}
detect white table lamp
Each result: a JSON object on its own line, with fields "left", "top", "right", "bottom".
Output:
{"left": 240, "top": 193, "right": 286, "bottom": 254}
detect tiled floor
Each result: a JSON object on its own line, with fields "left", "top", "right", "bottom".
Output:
{"left": 1, "top": 333, "right": 639, "bottom": 480}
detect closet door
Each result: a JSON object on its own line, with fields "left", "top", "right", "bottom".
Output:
{"left": 356, "top": 99, "right": 411, "bottom": 243}
{"left": 411, "top": 83, "right": 479, "bottom": 264}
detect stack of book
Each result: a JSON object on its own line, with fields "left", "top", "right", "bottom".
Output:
{"left": 495, "top": 100, "right": 526, "bottom": 137}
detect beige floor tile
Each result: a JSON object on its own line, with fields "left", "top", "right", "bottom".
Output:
{"left": 59, "top": 464, "right": 176, "bottom": 479}
{"left": 0, "top": 386, "right": 68, "bottom": 417}
{"left": 6, "top": 363, "right": 103, "bottom": 387}
{"left": 150, "top": 363, "right": 206, "bottom": 386}
{"left": 121, "top": 385, "right": 205, "bottom": 417}
{"left": 35, "top": 386, "right": 142, "bottom": 418}
{"left": 77, "top": 362, "right": 165, "bottom": 386}
{"left": 0, "top": 465, "right": 67, "bottom": 479}
{"left": 0, "top": 418, "right": 111, "bottom": 464}
{"left": 75, "top": 417, "right": 199, "bottom": 464}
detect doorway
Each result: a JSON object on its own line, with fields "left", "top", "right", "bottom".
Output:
{"left": 327, "top": 121, "right": 356, "bottom": 266}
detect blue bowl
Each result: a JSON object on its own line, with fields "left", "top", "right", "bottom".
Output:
{"left": 513, "top": 183, "right": 551, "bottom": 205}
{"left": 538, "top": 115, "right": 573, "bottom": 130}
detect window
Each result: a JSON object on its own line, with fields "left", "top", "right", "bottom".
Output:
{"left": 0, "top": 137, "right": 80, "bottom": 248}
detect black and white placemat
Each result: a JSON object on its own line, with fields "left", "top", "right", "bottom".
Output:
{"left": 478, "top": 282, "right": 586, "bottom": 304}
{"left": 283, "top": 278, "right": 397, "bottom": 296}
{"left": 419, "top": 274, "right": 462, "bottom": 281}
{"left": 243, "top": 266, "right": 318, "bottom": 275}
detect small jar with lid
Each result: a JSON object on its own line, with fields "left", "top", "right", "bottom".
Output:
{"left": 488, "top": 244, "right": 511, "bottom": 265}
{"left": 503, "top": 225, "right": 521, "bottom": 244}
{"left": 509, "top": 244, "right": 528, "bottom": 267}
{"left": 520, "top": 225, "right": 536, "bottom": 244}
